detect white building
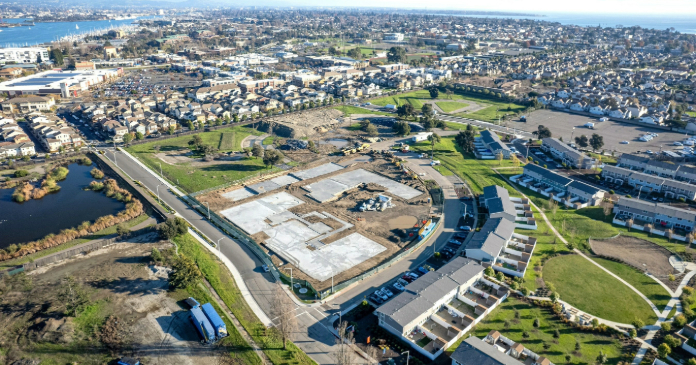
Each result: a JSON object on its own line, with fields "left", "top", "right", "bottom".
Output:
{"left": 0, "top": 47, "right": 50, "bottom": 64}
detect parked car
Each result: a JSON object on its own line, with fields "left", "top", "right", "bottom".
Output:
{"left": 393, "top": 282, "right": 405, "bottom": 291}
{"left": 381, "top": 288, "right": 395, "bottom": 297}
{"left": 374, "top": 290, "right": 388, "bottom": 301}
{"left": 406, "top": 272, "right": 419, "bottom": 279}
{"left": 448, "top": 239, "right": 463, "bottom": 245}
{"left": 460, "top": 226, "right": 472, "bottom": 232}
{"left": 397, "top": 278, "right": 410, "bottom": 286}
{"left": 417, "top": 266, "right": 429, "bottom": 274}
{"left": 401, "top": 274, "right": 415, "bottom": 282}
{"left": 620, "top": 141, "right": 630, "bottom": 144}
{"left": 369, "top": 294, "right": 384, "bottom": 304}
{"left": 454, "top": 233, "right": 468, "bottom": 239}
{"left": 261, "top": 265, "right": 269, "bottom": 272}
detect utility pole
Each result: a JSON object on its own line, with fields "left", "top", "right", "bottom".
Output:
{"left": 284, "top": 267, "right": 293, "bottom": 293}
{"left": 204, "top": 201, "right": 210, "bottom": 219}
{"left": 156, "top": 183, "right": 163, "bottom": 204}
{"left": 217, "top": 237, "right": 223, "bottom": 252}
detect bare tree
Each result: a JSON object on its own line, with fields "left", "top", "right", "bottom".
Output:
{"left": 602, "top": 201, "right": 614, "bottom": 222}
{"left": 626, "top": 218, "right": 634, "bottom": 231}
{"left": 334, "top": 320, "right": 356, "bottom": 365}
{"left": 271, "top": 283, "right": 298, "bottom": 350}
{"left": 666, "top": 228, "right": 674, "bottom": 243}
{"left": 365, "top": 344, "right": 379, "bottom": 363}
{"left": 686, "top": 233, "right": 694, "bottom": 248}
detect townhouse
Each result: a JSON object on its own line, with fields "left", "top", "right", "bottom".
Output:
{"left": 602, "top": 164, "right": 696, "bottom": 201}
{"left": 613, "top": 197, "right": 696, "bottom": 233}
{"left": 0, "top": 142, "right": 36, "bottom": 157}
{"left": 476, "top": 130, "right": 513, "bottom": 159}
{"left": 541, "top": 138, "right": 595, "bottom": 169}
{"left": 451, "top": 332, "right": 554, "bottom": 365}
{"left": 1, "top": 96, "right": 55, "bottom": 113}
{"left": 376, "top": 257, "right": 509, "bottom": 360}
{"left": 480, "top": 185, "right": 537, "bottom": 230}
{"left": 465, "top": 217, "right": 537, "bottom": 277}
{"left": 513, "top": 164, "right": 605, "bottom": 208}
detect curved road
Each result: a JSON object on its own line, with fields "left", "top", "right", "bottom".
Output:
{"left": 101, "top": 137, "right": 468, "bottom": 364}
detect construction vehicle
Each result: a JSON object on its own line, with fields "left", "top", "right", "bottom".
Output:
{"left": 201, "top": 303, "right": 228, "bottom": 340}
{"left": 342, "top": 147, "right": 357, "bottom": 155}
{"left": 357, "top": 143, "right": 371, "bottom": 151}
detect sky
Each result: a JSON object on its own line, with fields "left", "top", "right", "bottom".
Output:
{"left": 265, "top": 0, "right": 696, "bottom": 15}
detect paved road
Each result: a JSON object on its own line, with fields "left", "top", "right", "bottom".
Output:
{"left": 101, "top": 148, "right": 340, "bottom": 364}
{"left": 102, "top": 138, "right": 470, "bottom": 364}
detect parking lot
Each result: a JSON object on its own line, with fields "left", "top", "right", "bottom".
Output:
{"left": 514, "top": 109, "right": 688, "bottom": 154}
{"left": 96, "top": 69, "right": 203, "bottom": 98}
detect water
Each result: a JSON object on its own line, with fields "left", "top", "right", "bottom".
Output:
{"left": 0, "top": 17, "right": 156, "bottom": 46}
{"left": 441, "top": 12, "right": 696, "bottom": 34}
{"left": 0, "top": 163, "right": 125, "bottom": 248}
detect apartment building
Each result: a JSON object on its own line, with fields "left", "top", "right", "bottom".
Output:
{"left": 602, "top": 164, "right": 696, "bottom": 201}
{"left": 613, "top": 197, "right": 696, "bottom": 232}
{"left": 617, "top": 153, "right": 696, "bottom": 183}
{"left": 465, "top": 217, "right": 537, "bottom": 277}
{"left": 480, "top": 185, "right": 536, "bottom": 229}
{"left": 0, "top": 47, "right": 49, "bottom": 64}
{"left": 541, "top": 138, "right": 595, "bottom": 169}
{"left": 1, "top": 96, "right": 55, "bottom": 113}
{"left": 0, "top": 142, "right": 36, "bottom": 157}
{"left": 451, "top": 332, "right": 554, "bottom": 365}
{"left": 477, "top": 130, "right": 513, "bottom": 159}
{"left": 376, "top": 257, "right": 509, "bottom": 360}
{"left": 513, "top": 164, "right": 605, "bottom": 208}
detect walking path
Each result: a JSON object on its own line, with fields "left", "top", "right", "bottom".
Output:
{"left": 493, "top": 168, "right": 696, "bottom": 365}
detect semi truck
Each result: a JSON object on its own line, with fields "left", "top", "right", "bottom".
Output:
{"left": 190, "top": 306, "right": 216, "bottom": 343}
{"left": 201, "top": 303, "right": 228, "bottom": 339}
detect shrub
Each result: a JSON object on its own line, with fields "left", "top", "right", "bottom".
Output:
{"left": 628, "top": 329, "right": 637, "bottom": 338}
{"left": 50, "top": 166, "right": 69, "bottom": 181}
{"left": 609, "top": 190, "right": 615, "bottom": 195}
{"left": 674, "top": 314, "right": 687, "bottom": 327}
{"left": 14, "top": 170, "right": 28, "bottom": 178}
{"left": 90, "top": 168, "right": 105, "bottom": 179}
{"left": 151, "top": 248, "right": 163, "bottom": 263}
{"left": 158, "top": 217, "right": 188, "bottom": 240}
{"left": 661, "top": 322, "right": 671, "bottom": 332}
{"left": 81, "top": 157, "right": 92, "bottom": 165}
{"left": 633, "top": 318, "right": 644, "bottom": 329}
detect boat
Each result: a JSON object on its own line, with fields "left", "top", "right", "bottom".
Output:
{"left": 75, "top": 24, "right": 79, "bottom": 29}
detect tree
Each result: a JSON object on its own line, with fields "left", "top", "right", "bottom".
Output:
{"left": 58, "top": 276, "right": 89, "bottom": 317}
{"left": 386, "top": 46, "right": 407, "bottom": 63}
{"left": 575, "top": 135, "right": 589, "bottom": 148}
{"left": 496, "top": 271, "right": 505, "bottom": 282}
{"left": 334, "top": 319, "right": 356, "bottom": 365}
{"left": 392, "top": 121, "right": 411, "bottom": 136}
{"left": 123, "top": 133, "right": 134, "bottom": 146}
{"left": 50, "top": 48, "right": 64, "bottom": 65}
{"left": 596, "top": 350, "right": 608, "bottom": 365}
{"left": 455, "top": 130, "right": 475, "bottom": 154}
{"left": 170, "top": 255, "right": 202, "bottom": 289}
{"left": 365, "top": 123, "right": 378, "bottom": 137}
{"left": 263, "top": 150, "right": 284, "bottom": 169}
{"left": 189, "top": 134, "right": 203, "bottom": 149}
{"left": 550, "top": 291, "right": 560, "bottom": 303}
{"left": 429, "top": 87, "right": 440, "bottom": 99}
{"left": 422, "top": 103, "right": 435, "bottom": 120}
{"left": 496, "top": 151, "right": 504, "bottom": 165}
{"left": 661, "top": 322, "right": 672, "bottom": 332}
{"left": 589, "top": 133, "right": 604, "bottom": 151}
{"left": 674, "top": 314, "right": 687, "bottom": 327}
{"left": 157, "top": 217, "right": 188, "bottom": 240}
{"left": 397, "top": 103, "right": 415, "bottom": 119}
{"left": 633, "top": 318, "right": 645, "bottom": 329}
{"left": 116, "top": 223, "right": 129, "bottom": 237}
{"left": 657, "top": 343, "right": 671, "bottom": 359}
{"left": 427, "top": 133, "right": 441, "bottom": 158}
{"left": 347, "top": 47, "right": 362, "bottom": 59}
{"left": 271, "top": 283, "right": 298, "bottom": 350}
{"left": 135, "top": 131, "right": 144, "bottom": 140}
{"left": 533, "top": 125, "right": 552, "bottom": 140}
{"left": 251, "top": 144, "right": 265, "bottom": 159}
{"left": 484, "top": 266, "right": 495, "bottom": 276}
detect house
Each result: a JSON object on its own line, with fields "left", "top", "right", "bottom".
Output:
{"left": 480, "top": 185, "right": 536, "bottom": 229}
{"left": 376, "top": 257, "right": 508, "bottom": 360}
{"left": 0, "top": 142, "right": 36, "bottom": 157}
{"left": 450, "top": 337, "right": 523, "bottom": 365}
{"left": 676, "top": 319, "right": 696, "bottom": 356}
{"left": 465, "top": 217, "right": 537, "bottom": 277}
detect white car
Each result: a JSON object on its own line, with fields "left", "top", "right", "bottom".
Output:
{"left": 374, "top": 290, "right": 388, "bottom": 301}
{"left": 674, "top": 142, "right": 683, "bottom": 146}
{"left": 393, "top": 282, "right": 406, "bottom": 291}
{"left": 620, "top": 141, "right": 630, "bottom": 144}
{"left": 430, "top": 160, "right": 441, "bottom": 166}
{"left": 380, "top": 288, "right": 394, "bottom": 297}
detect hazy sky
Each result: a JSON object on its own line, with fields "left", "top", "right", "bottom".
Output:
{"left": 278, "top": 0, "right": 696, "bottom": 15}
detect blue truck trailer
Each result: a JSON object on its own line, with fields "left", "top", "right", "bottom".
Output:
{"left": 201, "top": 302, "right": 228, "bottom": 339}
{"left": 190, "top": 306, "right": 216, "bottom": 343}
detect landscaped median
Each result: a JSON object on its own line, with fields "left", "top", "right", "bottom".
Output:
{"left": 172, "top": 233, "right": 317, "bottom": 365}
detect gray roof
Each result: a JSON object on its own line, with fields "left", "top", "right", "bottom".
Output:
{"left": 629, "top": 171, "right": 665, "bottom": 185}
{"left": 480, "top": 130, "right": 511, "bottom": 152}
{"left": 450, "top": 337, "right": 524, "bottom": 365}
{"left": 645, "top": 159, "right": 679, "bottom": 171}
{"left": 375, "top": 257, "right": 483, "bottom": 329}
{"left": 602, "top": 164, "right": 632, "bottom": 177}
{"left": 467, "top": 217, "right": 515, "bottom": 258}
{"left": 483, "top": 185, "right": 509, "bottom": 201}
{"left": 543, "top": 137, "right": 584, "bottom": 162}
{"left": 524, "top": 164, "right": 572, "bottom": 186}
{"left": 617, "top": 153, "right": 649, "bottom": 167}
{"left": 616, "top": 197, "right": 696, "bottom": 221}
{"left": 568, "top": 180, "right": 602, "bottom": 195}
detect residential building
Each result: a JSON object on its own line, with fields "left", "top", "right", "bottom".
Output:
{"left": 1, "top": 96, "right": 55, "bottom": 113}
{"left": 0, "top": 47, "right": 49, "bottom": 64}
{"left": 376, "top": 257, "right": 509, "bottom": 360}
{"left": 676, "top": 319, "right": 696, "bottom": 356}
{"left": 602, "top": 164, "right": 696, "bottom": 201}
{"left": 513, "top": 164, "right": 605, "bottom": 208}
{"left": 465, "top": 217, "right": 537, "bottom": 277}
{"left": 451, "top": 332, "right": 554, "bottom": 365}
{"left": 480, "top": 185, "right": 537, "bottom": 229}
{"left": 613, "top": 197, "right": 696, "bottom": 232}
{"left": 478, "top": 130, "right": 513, "bottom": 159}
{"left": 541, "top": 138, "right": 595, "bottom": 169}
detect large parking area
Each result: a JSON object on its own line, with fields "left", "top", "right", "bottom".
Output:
{"left": 515, "top": 109, "right": 687, "bottom": 154}
{"left": 98, "top": 69, "right": 203, "bottom": 97}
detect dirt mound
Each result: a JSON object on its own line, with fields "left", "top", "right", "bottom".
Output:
{"left": 388, "top": 215, "right": 418, "bottom": 230}
{"left": 589, "top": 235, "right": 676, "bottom": 280}
{"left": 258, "top": 109, "right": 344, "bottom": 138}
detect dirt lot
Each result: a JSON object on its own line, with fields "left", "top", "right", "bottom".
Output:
{"left": 199, "top": 153, "right": 431, "bottom": 291}
{"left": 516, "top": 109, "right": 686, "bottom": 154}
{"left": 0, "top": 233, "right": 220, "bottom": 365}
{"left": 589, "top": 235, "right": 677, "bottom": 283}
{"left": 259, "top": 108, "right": 346, "bottom": 138}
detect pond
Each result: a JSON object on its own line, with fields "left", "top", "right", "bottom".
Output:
{"left": 0, "top": 163, "right": 125, "bottom": 249}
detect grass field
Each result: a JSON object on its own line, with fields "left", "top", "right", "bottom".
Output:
{"left": 218, "top": 132, "right": 236, "bottom": 150}
{"left": 436, "top": 101, "right": 469, "bottom": 113}
{"left": 461, "top": 297, "right": 624, "bottom": 365}
{"left": 543, "top": 254, "right": 657, "bottom": 324}
{"left": 173, "top": 233, "right": 316, "bottom": 365}
{"left": 592, "top": 258, "right": 672, "bottom": 311}
{"left": 262, "top": 136, "right": 275, "bottom": 145}
{"left": 332, "top": 105, "right": 393, "bottom": 117}
{"left": 370, "top": 90, "right": 433, "bottom": 109}
{"left": 0, "top": 214, "right": 151, "bottom": 270}
{"left": 126, "top": 126, "right": 275, "bottom": 193}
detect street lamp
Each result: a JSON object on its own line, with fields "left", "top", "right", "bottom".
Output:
{"left": 334, "top": 303, "right": 342, "bottom": 325}
{"left": 569, "top": 127, "right": 576, "bottom": 143}
{"left": 401, "top": 351, "right": 410, "bottom": 365}
{"left": 158, "top": 162, "right": 163, "bottom": 177}
{"left": 637, "top": 185, "right": 644, "bottom": 200}
{"left": 204, "top": 201, "right": 210, "bottom": 220}
{"left": 156, "top": 183, "right": 163, "bottom": 204}
{"left": 217, "top": 237, "right": 223, "bottom": 252}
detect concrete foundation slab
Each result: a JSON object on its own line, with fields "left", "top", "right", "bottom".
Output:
{"left": 304, "top": 168, "right": 423, "bottom": 203}
{"left": 271, "top": 174, "right": 301, "bottom": 186}
{"left": 247, "top": 180, "right": 282, "bottom": 194}
{"left": 220, "top": 192, "right": 305, "bottom": 234}
{"left": 221, "top": 188, "right": 257, "bottom": 202}
{"left": 303, "top": 179, "right": 351, "bottom": 202}
{"left": 290, "top": 162, "right": 344, "bottom": 180}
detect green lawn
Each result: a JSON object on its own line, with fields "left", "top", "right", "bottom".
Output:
{"left": 522, "top": 205, "right": 571, "bottom": 292}
{"left": 0, "top": 214, "right": 151, "bottom": 270}
{"left": 462, "top": 297, "right": 624, "bottom": 365}
{"left": 408, "top": 136, "right": 522, "bottom": 196}
{"left": 436, "top": 101, "right": 469, "bottom": 113}
{"left": 686, "top": 111, "right": 696, "bottom": 117}
{"left": 370, "top": 89, "right": 434, "bottom": 109}
{"left": 591, "top": 258, "right": 671, "bottom": 312}
{"left": 126, "top": 126, "right": 276, "bottom": 193}
{"left": 543, "top": 254, "right": 658, "bottom": 324}
{"left": 173, "top": 233, "right": 316, "bottom": 365}
{"left": 331, "top": 105, "right": 393, "bottom": 117}
{"left": 262, "top": 136, "right": 275, "bottom": 145}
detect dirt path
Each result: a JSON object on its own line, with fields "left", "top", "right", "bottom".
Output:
{"left": 422, "top": 99, "right": 488, "bottom": 114}
{"left": 241, "top": 133, "right": 269, "bottom": 149}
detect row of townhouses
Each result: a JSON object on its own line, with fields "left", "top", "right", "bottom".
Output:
{"left": 541, "top": 138, "right": 596, "bottom": 169}
{"left": 512, "top": 164, "right": 606, "bottom": 209}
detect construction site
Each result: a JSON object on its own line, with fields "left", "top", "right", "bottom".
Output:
{"left": 197, "top": 152, "right": 435, "bottom": 291}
